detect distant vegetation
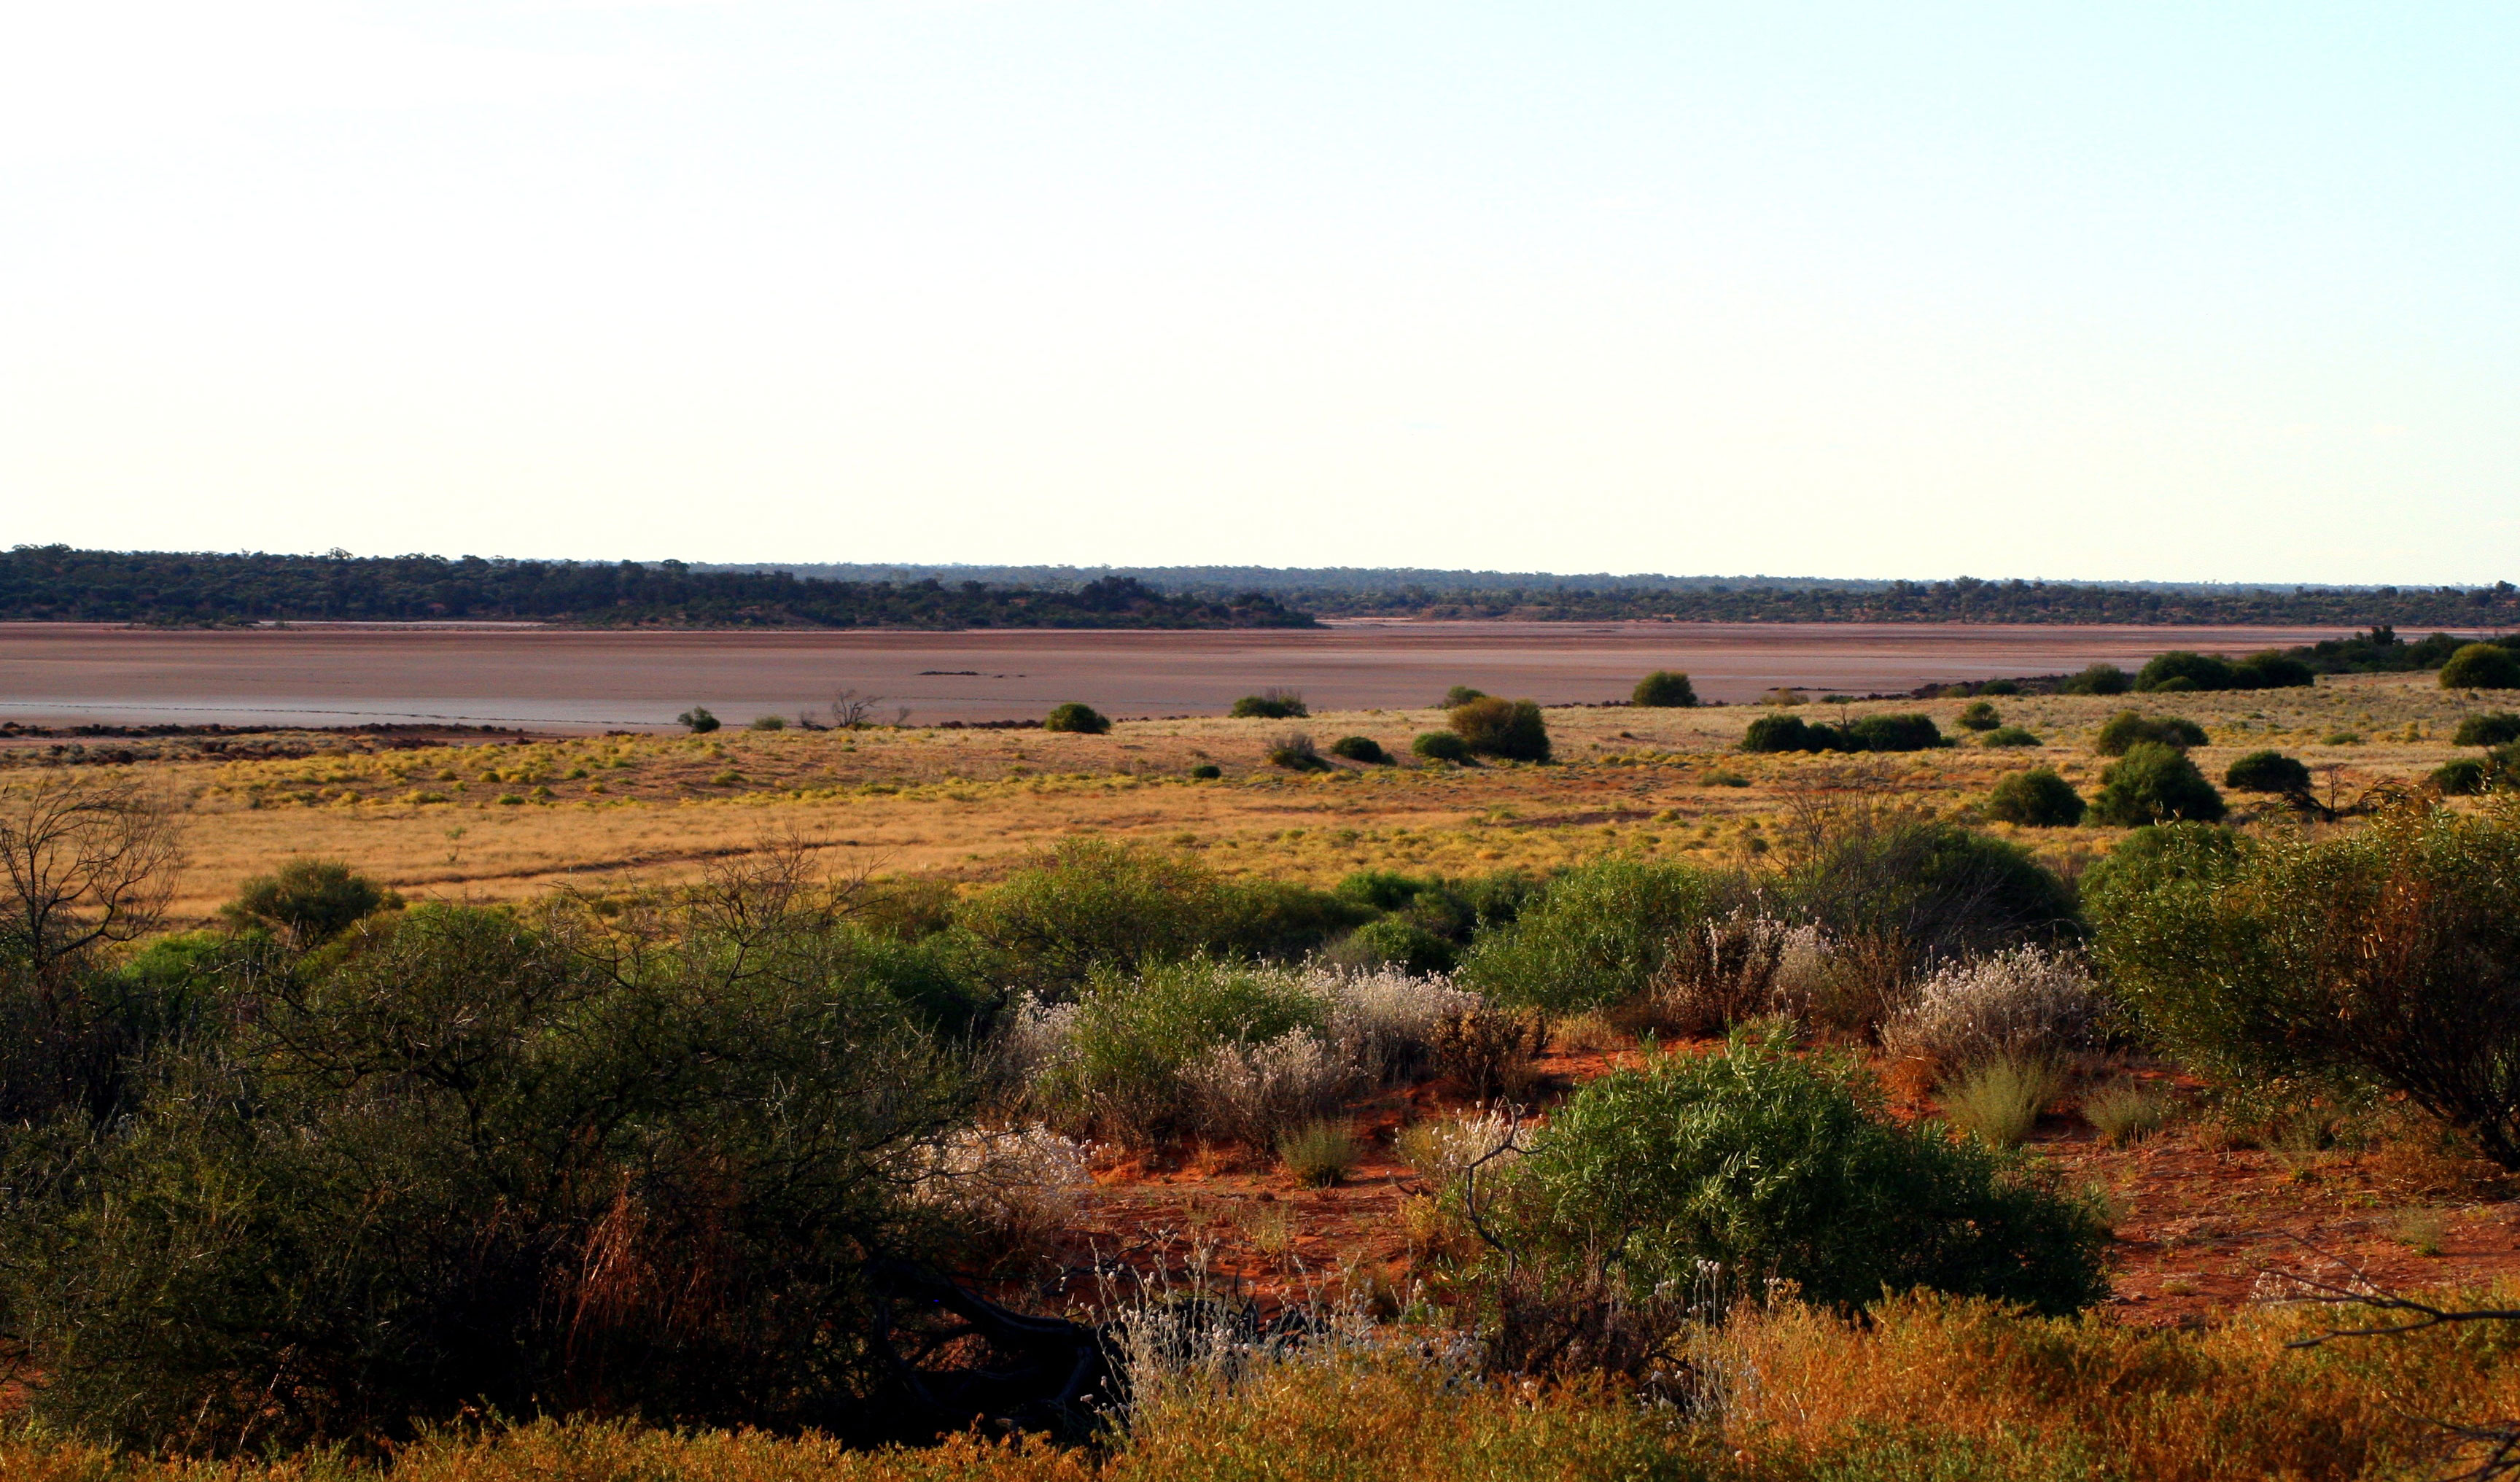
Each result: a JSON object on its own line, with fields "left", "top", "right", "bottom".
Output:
{"left": 0, "top": 548, "right": 1314, "bottom": 629}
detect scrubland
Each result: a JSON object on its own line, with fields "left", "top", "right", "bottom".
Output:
{"left": 7, "top": 667, "right": 2520, "bottom": 1480}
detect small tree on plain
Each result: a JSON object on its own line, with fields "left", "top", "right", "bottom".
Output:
{"left": 1630, "top": 671, "right": 1697, "bottom": 708}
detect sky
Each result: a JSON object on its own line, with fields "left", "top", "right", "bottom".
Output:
{"left": 2, "top": 2, "right": 2514, "bottom": 583}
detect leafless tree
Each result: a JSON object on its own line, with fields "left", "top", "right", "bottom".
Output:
{"left": 0, "top": 774, "right": 185, "bottom": 1003}
{"left": 831, "top": 689, "right": 884, "bottom": 729}
{"left": 2266, "top": 1253, "right": 2520, "bottom": 1481}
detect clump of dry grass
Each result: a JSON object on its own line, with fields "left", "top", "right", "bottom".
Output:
{"left": 1939, "top": 1054, "right": 2066, "bottom": 1148}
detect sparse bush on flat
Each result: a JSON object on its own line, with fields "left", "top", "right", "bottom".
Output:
{"left": 1630, "top": 670, "right": 1698, "bottom": 707}
{"left": 1741, "top": 712, "right": 1945, "bottom": 753}
{"left": 1411, "top": 729, "right": 1472, "bottom": 762}
{"left": 1958, "top": 700, "right": 2001, "bottom": 731}
{"left": 220, "top": 858, "right": 399, "bottom": 944}
{"left": 676, "top": 704, "right": 720, "bottom": 732}
{"left": 1043, "top": 701, "right": 1111, "bottom": 734}
{"left": 1264, "top": 731, "right": 1329, "bottom": 771}
{"left": 1229, "top": 688, "right": 1308, "bottom": 719}
{"left": 1980, "top": 725, "right": 2040, "bottom": 748}
{"left": 1449, "top": 696, "right": 1551, "bottom": 761}
{"left": 1326, "top": 734, "right": 1390, "bottom": 764}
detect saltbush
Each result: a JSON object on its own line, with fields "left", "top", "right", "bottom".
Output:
{"left": 1985, "top": 768, "right": 2085, "bottom": 827}
{"left": 2223, "top": 749, "right": 2311, "bottom": 794}
{"left": 1449, "top": 697, "right": 1551, "bottom": 762}
{"left": 2442, "top": 643, "right": 2520, "bottom": 689}
{"left": 2455, "top": 712, "right": 2520, "bottom": 748}
{"left": 1412, "top": 731, "right": 1472, "bottom": 763}
{"left": 1980, "top": 726, "right": 2040, "bottom": 748}
{"left": 1264, "top": 732, "right": 1329, "bottom": 771}
{"left": 220, "top": 858, "right": 400, "bottom": 944}
{"left": 2061, "top": 663, "right": 2130, "bottom": 695}
{"left": 2089, "top": 798, "right": 2520, "bottom": 1167}
{"left": 1957, "top": 700, "right": 2001, "bottom": 732}
{"left": 1230, "top": 689, "right": 1308, "bottom": 719}
{"left": 1779, "top": 808, "right": 2081, "bottom": 969}
{"left": 1501, "top": 1030, "right": 2109, "bottom": 1314}
{"left": 1441, "top": 685, "right": 1488, "bottom": 707}
{"left": 1630, "top": 670, "right": 1698, "bottom": 707}
{"left": 1042, "top": 702, "right": 1111, "bottom": 734}
{"left": 1458, "top": 858, "right": 1721, "bottom": 1013}
{"left": 1742, "top": 712, "right": 1945, "bottom": 754}
{"left": 2432, "top": 757, "right": 2493, "bottom": 796}
{"left": 2093, "top": 710, "right": 2209, "bottom": 755}
{"left": 674, "top": 705, "right": 720, "bottom": 733}
{"left": 2091, "top": 742, "right": 2225, "bottom": 826}
{"left": 1327, "top": 734, "right": 1391, "bottom": 764}
{"left": 1879, "top": 947, "right": 2106, "bottom": 1075}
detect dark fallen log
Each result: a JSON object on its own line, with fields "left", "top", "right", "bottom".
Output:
{"left": 865, "top": 1260, "right": 1119, "bottom": 1443}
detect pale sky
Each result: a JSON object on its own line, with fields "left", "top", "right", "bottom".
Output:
{"left": 3, "top": 3, "right": 2513, "bottom": 583}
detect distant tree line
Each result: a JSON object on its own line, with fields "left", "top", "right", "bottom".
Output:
{"left": 0, "top": 548, "right": 1315, "bottom": 629}
{"left": 715, "top": 562, "right": 2520, "bottom": 628}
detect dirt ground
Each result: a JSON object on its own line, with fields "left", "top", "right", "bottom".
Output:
{"left": 0, "top": 619, "right": 2392, "bottom": 727}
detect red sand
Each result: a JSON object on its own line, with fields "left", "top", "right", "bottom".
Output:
{"left": 0, "top": 620, "right": 2363, "bottom": 729}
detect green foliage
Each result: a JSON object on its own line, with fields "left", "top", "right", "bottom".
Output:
{"left": 675, "top": 705, "right": 720, "bottom": 734}
{"left": 219, "top": 859, "right": 400, "bottom": 945}
{"left": 1229, "top": 688, "right": 1308, "bottom": 719}
{"left": 0, "top": 899, "right": 973, "bottom": 1451}
{"left": 2093, "top": 710, "right": 2208, "bottom": 756}
{"left": 1326, "top": 734, "right": 1391, "bottom": 764}
{"left": 1189, "top": 763, "right": 1223, "bottom": 779}
{"left": 1781, "top": 810, "right": 2081, "bottom": 966}
{"left": 1276, "top": 1119, "right": 1363, "bottom": 1187}
{"left": 1741, "top": 713, "right": 1945, "bottom": 754}
{"left": 1264, "top": 732, "right": 1329, "bottom": 771}
{"left": 1986, "top": 769, "right": 2085, "bottom": 828}
{"left": 1032, "top": 956, "right": 1328, "bottom": 1141}
{"left": 2132, "top": 649, "right": 2314, "bottom": 691}
{"left": 2061, "top": 663, "right": 2131, "bottom": 696}
{"left": 1331, "top": 917, "right": 1458, "bottom": 974}
{"left": 1957, "top": 700, "right": 2001, "bottom": 732}
{"left": 2088, "top": 799, "right": 2520, "bottom": 1167}
{"left": 1458, "top": 858, "right": 1720, "bottom": 1013}
{"left": 1440, "top": 685, "right": 1488, "bottom": 707}
{"left": 746, "top": 714, "right": 786, "bottom": 731}
{"left": 2433, "top": 758, "right": 2493, "bottom": 796}
{"left": 1412, "top": 731, "right": 1473, "bottom": 763}
{"left": 2455, "top": 712, "right": 2520, "bottom": 748}
{"left": 1502, "top": 1030, "right": 2109, "bottom": 1314}
{"left": 1630, "top": 670, "right": 1698, "bottom": 707}
{"left": 2092, "top": 742, "right": 2226, "bottom": 826}
{"left": 1980, "top": 726, "right": 2041, "bottom": 748}
{"left": 1042, "top": 702, "right": 1111, "bottom": 734}
{"left": 2443, "top": 643, "right": 2520, "bottom": 689}
{"left": 2223, "top": 750, "right": 2311, "bottom": 794}
{"left": 1449, "top": 697, "right": 1552, "bottom": 762}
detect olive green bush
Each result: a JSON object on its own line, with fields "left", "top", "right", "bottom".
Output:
{"left": 1778, "top": 804, "right": 2081, "bottom": 971}
{"left": 2089, "top": 798, "right": 2520, "bottom": 1168}
{"left": 1264, "top": 732, "right": 1329, "bottom": 771}
{"left": 1229, "top": 689, "right": 1307, "bottom": 719}
{"left": 1327, "top": 734, "right": 1391, "bottom": 764}
{"left": 1497, "top": 1030, "right": 2109, "bottom": 1314}
{"left": 1957, "top": 700, "right": 2001, "bottom": 732}
{"left": 2093, "top": 710, "right": 2209, "bottom": 756}
{"left": 1741, "top": 713, "right": 1945, "bottom": 754}
{"left": 2442, "top": 643, "right": 2520, "bottom": 689}
{"left": 1412, "top": 730, "right": 1472, "bottom": 763}
{"left": 2223, "top": 749, "right": 2311, "bottom": 794}
{"left": 1986, "top": 768, "right": 2085, "bottom": 827}
{"left": 1449, "top": 697, "right": 1551, "bottom": 762}
{"left": 2092, "top": 742, "right": 2225, "bottom": 825}
{"left": 2455, "top": 712, "right": 2520, "bottom": 748}
{"left": 1042, "top": 702, "right": 1111, "bottom": 734}
{"left": 675, "top": 705, "right": 720, "bottom": 733}
{"left": 1458, "top": 858, "right": 1723, "bottom": 1014}
{"left": 2061, "top": 663, "right": 2130, "bottom": 695}
{"left": 219, "top": 858, "right": 400, "bottom": 944}
{"left": 1630, "top": 670, "right": 1697, "bottom": 707}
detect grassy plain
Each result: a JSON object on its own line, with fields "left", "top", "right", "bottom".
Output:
{"left": 36, "top": 670, "right": 2498, "bottom": 925}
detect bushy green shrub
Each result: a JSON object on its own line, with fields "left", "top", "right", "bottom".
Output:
{"left": 1957, "top": 701, "right": 2001, "bottom": 732}
{"left": 1412, "top": 731, "right": 1472, "bottom": 763}
{"left": 2455, "top": 712, "right": 2520, "bottom": 748}
{"left": 2236, "top": 651, "right": 2317, "bottom": 688}
{"left": 1980, "top": 726, "right": 2040, "bottom": 748}
{"left": 2089, "top": 799, "right": 2520, "bottom": 1168}
{"left": 1189, "top": 763, "right": 1223, "bottom": 779}
{"left": 1986, "top": 769, "right": 2085, "bottom": 827}
{"left": 1458, "top": 858, "right": 1721, "bottom": 1013}
{"left": 2433, "top": 758, "right": 2492, "bottom": 796}
{"left": 219, "top": 859, "right": 400, "bottom": 944}
{"left": 2223, "top": 750, "right": 2311, "bottom": 794}
{"left": 1031, "top": 956, "right": 1329, "bottom": 1142}
{"left": 747, "top": 714, "right": 787, "bottom": 731}
{"left": 2092, "top": 742, "right": 2225, "bottom": 826}
{"left": 1230, "top": 689, "right": 1308, "bottom": 719}
{"left": 1043, "top": 702, "right": 1111, "bottom": 734}
{"left": 2093, "top": 710, "right": 2209, "bottom": 755}
{"left": 2134, "top": 650, "right": 2314, "bottom": 692}
{"left": 1779, "top": 810, "right": 2080, "bottom": 969}
{"left": 1441, "top": 685, "right": 1488, "bottom": 707}
{"left": 1327, "top": 734, "right": 1391, "bottom": 764}
{"left": 1265, "top": 732, "right": 1329, "bottom": 771}
{"left": 0, "top": 899, "right": 973, "bottom": 1451}
{"left": 2442, "top": 643, "right": 2520, "bottom": 689}
{"left": 1630, "top": 671, "right": 1698, "bottom": 708}
{"left": 1450, "top": 697, "right": 1551, "bottom": 762}
{"left": 2061, "top": 664, "right": 2130, "bottom": 696}
{"left": 1500, "top": 1030, "right": 2108, "bottom": 1314}
{"left": 1743, "top": 713, "right": 1946, "bottom": 754}
{"left": 1329, "top": 917, "right": 1458, "bottom": 975}
{"left": 675, "top": 705, "right": 720, "bottom": 733}
{"left": 1978, "top": 679, "right": 2022, "bottom": 696}
{"left": 1742, "top": 713, "right": 1826, "bottom": 752}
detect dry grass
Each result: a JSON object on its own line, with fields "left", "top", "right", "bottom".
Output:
{"left": 4, "top": 671, "right": 2491, "bottom": 925}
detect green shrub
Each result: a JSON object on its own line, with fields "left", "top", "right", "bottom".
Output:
{"left": 675, "top": 705, "right": 720, "bottom": 734}
{"left": 1630, "top": 670, "right": 1698, "bottom": 707}
{"left": 1277, "top": 1119, "right": 1363, "bottom": 1187}
{"left": 2433, "top": 758, "right": 2492, "bottom": 796}
{"left": 2093, "top": 710, "right": 2208, "bottom": 755}
{"left": 1033, "top": 956, "right": 1328, "bottom": 1142}
{"left": 1265, "top": 732, "right": 1329, "bottom": 771}
{"left": 2083, "top": 1081, "right": 2179, "bottom": 1146}
{"left": 2089, "top": 799, "right": 2520, "bottom": 1167}
{"left": 1458, "top": 858, "right": 1721, "bottom": 1013}
{"left": 1844, "top": 713, "right": 1945, "bottom": 752}
{"left": 1229, "top": 688, "right": 1308, "bottom": 719}
{"left": 2236, "top": 651, "right": 2317, "bottom": 688}
{"left": 2455, "top": 712, "right": 2520, "bottom": 748}
{"left": 1742, "top": 713, "right": 1825, "bottom": 753}
{"left": 1441, "top": 685, "right": 1488, "bottom": 707}
{"left": 1450, "top": 697, "right": 1551, "bottom": 762}
{"left": 1980, "top": 726, "right": 2040, "bottom": 748}
{"left": 2092, "top": 742, "right": 2225, "bottom": 826}
{"left": 2442, "top": 643, "right": 2520, "bottom": 689}
{"left": 1501, "top": 1030, "right": 2109, "bottom": 1314}
{"left": 1957, "top": 701, "right": 2001, "bottom": 732}
{"left": 2323, "top": 730, "right": 2365, "bottom": 746}
{"left": 2223, "top": 750, "right": 2311, "bottom": 794}
{"left": 1412, "top": 731, "right": 1472, "bottom": 763}
{"left": 1940, "top": 1055, "right": 2064, "bottom": 1148}
{"left": 220, "top": 859, "right": 400, "bottom": 944}
{"left": 1978, "top": 679, "right": 2022, "bottom": 696}
{"left": 1986, "top": 769, "right": 2085, "bottom": 827}
{"left": 1781, "top": 809, "right": 2080, "bottom": 969}
{"left": 2061, "top": 664, "right": 2130, "bottom": 696}
{"left": 1329, "top": 917, "right": 1458, "bottom": 975}
{"left": 747, "top": 714, "right": 787, "bottom": 731}
{"left": 1190, "top": 763, "right": 1223, "bottom": 779}
{"left": 957, "top": 839, "right": 1226, "bottom": 996}
{"left": 1327, "top": 735, "right": 1391, "bottom": 764}
{"left": 2136, "top": 651, "right": 2236, "bottom": 691}
{"left": 1043, "top": 702, "right": 1111, "bottom": 734}
{"left": 1211, "top": 877, "right": 1376, "bottom": 960}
